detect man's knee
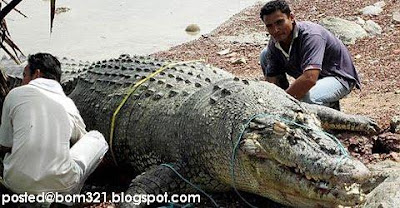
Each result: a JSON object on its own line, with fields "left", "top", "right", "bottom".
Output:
{"left": 302, "top": 77, "right": 350, "bottom": 104}
{"left": 301, "top": 91, "right": 341, "bottom": 110}
{"left": 70, "top": 131, "right": 108, "bottom": 174}
{"left": 301, "top": 91, "right": 331, "bottom": 106}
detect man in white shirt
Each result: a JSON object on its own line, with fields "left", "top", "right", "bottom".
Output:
{"left": 0, "top": 53, "right": 108, "bottom": 195}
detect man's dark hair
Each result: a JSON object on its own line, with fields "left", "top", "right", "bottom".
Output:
{"left": 27, "top": 53, "right": 62, "bottom": 82}
{"left": 260, "top": 0, "right": 291, "bottom": 19}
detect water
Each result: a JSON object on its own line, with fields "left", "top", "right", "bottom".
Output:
{"left": 4, "top": 0, "right": 263, "bottom": 61}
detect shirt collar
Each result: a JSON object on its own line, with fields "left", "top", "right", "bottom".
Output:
{"left": 29, "top": 78, "right": 65, "bottom": 95}
{"left": 292, "top": 21, "right": 299, "bottom": 39}
{"left": 274, "top": 21, "right": 299, "bottom": 59}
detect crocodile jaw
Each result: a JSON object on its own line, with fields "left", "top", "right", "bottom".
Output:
{"left": 246, "top": 157, "right": 366, "bottom": 207}
{"left": 236, "top": 115, "right": 370, "bottom": 206}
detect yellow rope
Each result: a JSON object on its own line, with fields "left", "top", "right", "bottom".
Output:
{"left": 109, "top": 60, "right": 203, "bottom": 166}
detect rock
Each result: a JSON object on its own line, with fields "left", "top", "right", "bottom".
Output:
{"left": 369, "top": 60, "right": 379, "bottom": 65}
{"left": 355, "top": 54, "right": 362, "bottom": 59}
{"left": 393, "top": 11, "right": 400, "bottom": 23}
{"left": 375, "top": 132, "right": 400, "bottom": 152}
{"left": 185, "top": 24, "right": 200, "bottom": 33}
{"left": 217, "top": 48, "right": 230, "bottom": 56}
{"left": 393, "top": 49, "right": 400, "bottom": 55}
{"left": 353, "top": 16, "right": 366, "bottom": 26}
{"left": 219, "top": 32, "right": 270, "bottom": 45}
{"left": 363, "top": 20, "right": 382, "bottom": 36}
{"left": 374, "top": 1, "right": 386, "bottom": 8}
{"left": 360, "top": 5, "right": 383, "bottom": 16}
{"left": 231, "top": 57, "right": 247, "bottom": 65}
{"left": 319, "top": 17, "right": 368, "bottom": 45}
{"left": 363, "top": 160, "right": 400, "bottom": 208}
{"left": 390, "top": 116, "right": 400, "bottom": 133}
{"left": 226, "top": 52, "right": 238, "bottom": 57}
{"left": 309, "top": 6, "right": 318, "bottom": 13}
{"left": 390, "top": 152, "right": 400, "bottom": 162}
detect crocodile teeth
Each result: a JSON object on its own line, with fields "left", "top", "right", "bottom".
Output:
{"left": 344, "top": 183, "right": 361, "bottom": 193}
{"left": 243, "top": 133, "right": 262, "bottom": 140}
{"left": 344, "top": 183, "right": 360, "bottom": 193}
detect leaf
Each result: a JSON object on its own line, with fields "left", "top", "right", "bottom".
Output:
{"left": 0, "top": 67, "right": 10, "bottom": 97}
{"left": 50, "top": 0, "right": 55, "bottom": 33}
{"left": 0, "top": 0, "right": 55, "bottom": 65}
{"left": 1, "top": 0, "right": 27, "bottom": 18}
{"left": 0, "top": 0, "right": 23, "bottom": 21}
{"left": 0, "top": 41, "right": 19, "bottom": 64}
{"left": 0, "top": 0, "right": 24, "bottom": 64}
{"left": 4, "top": 35, "right": 24, "bottom": 58}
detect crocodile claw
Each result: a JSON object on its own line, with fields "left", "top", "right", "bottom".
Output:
{"left": 363, "top": 117, "right": 381, "bottom": 134}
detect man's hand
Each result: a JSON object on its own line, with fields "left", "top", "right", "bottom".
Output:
{"left": 264, "top": 76, "right": 278, "bottom": 84}
{"left": 286, "top": 69, "right": 320, "bottom": 100}
{"left": 264, "top": 74, "right": 290, "bottom": 90}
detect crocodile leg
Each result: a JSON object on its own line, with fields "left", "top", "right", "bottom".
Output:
{"left": 120, "top": 163, "right": 197, "bottom": 208}
{"left": 303, "top": 103, "right": 380, "bottom": 134}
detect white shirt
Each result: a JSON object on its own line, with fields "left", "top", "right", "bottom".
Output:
{"left": 0, "top": 78, "right": 87, "bottom": 194}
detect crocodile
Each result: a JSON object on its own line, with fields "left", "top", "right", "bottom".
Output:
{"left": 0, "top": 54, "right": 380, "bottom": 207}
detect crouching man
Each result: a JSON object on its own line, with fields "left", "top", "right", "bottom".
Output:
{"left": 0, "top": 53, "right": 108, "bottom": 198}
{"left": 259, "top": 0, "right": 361, "bottom": 110}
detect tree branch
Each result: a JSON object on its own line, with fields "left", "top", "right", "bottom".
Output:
{"left": 0, "top": 0, "right": 23, "bottom": 21}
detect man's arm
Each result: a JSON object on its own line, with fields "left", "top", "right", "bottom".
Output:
{"left": 288, "top": 33, "right": 326, "bottom": 99}
{"left": 286, "top": 69, "right": 320, "bottom": 99}
{"left": 0, "top": 90, "right": 16, "bottom": 156}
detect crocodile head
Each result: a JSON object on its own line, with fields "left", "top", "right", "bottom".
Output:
{"left": 236, "top": 112, "right": 370, "bottom": 207}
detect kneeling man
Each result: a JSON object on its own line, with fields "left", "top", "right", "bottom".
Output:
{"left": 259, "top": 0, "right": 360, "bottom": 110}
{"left": 0, "top": 53, "right": 108, "bottom": 196}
